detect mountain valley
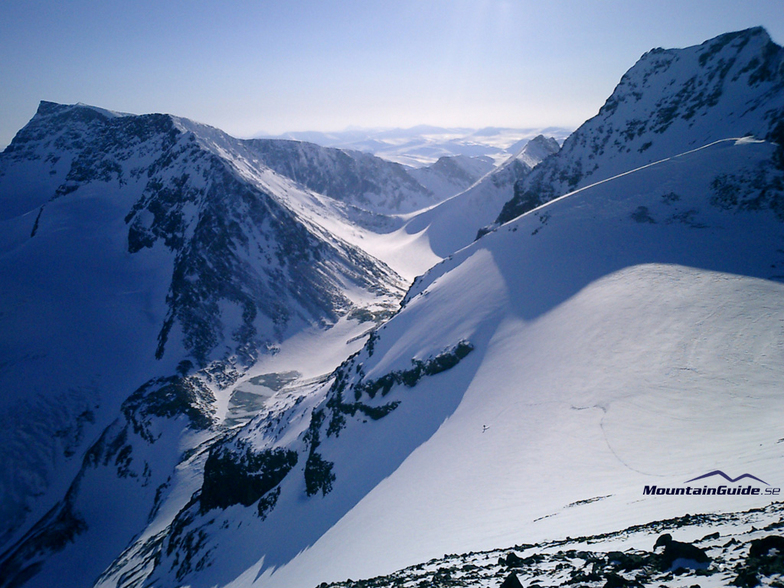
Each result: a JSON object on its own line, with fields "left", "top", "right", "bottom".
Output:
{"left": 0, "top": 26, "right": 783, "bottom": 588}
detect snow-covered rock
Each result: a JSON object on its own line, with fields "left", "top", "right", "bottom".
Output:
{"left": 495, "top": 26, "right": 784, "bottom": 225}
{"left": 408, "top": 154, "right": 496, "bottom": 201}
{"left": 243, "top": 139, "right": 445, "bottom": 214}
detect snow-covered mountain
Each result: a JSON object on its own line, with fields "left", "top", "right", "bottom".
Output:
{"left": 257, "top": 125, "right": 571, "bottom": 167}
{"left": 0, "top": 101, "right": 414, "bottom": 579}
{"left": 241, "top": 139, "right": 492, "bottom": 215}
{"left": 407, "top": 154, "right": 496, "bottom": 201}
{"left": 495, "top": 26, "right": 784, "bottom": 225}
{"left": 0, "top": 96, "right": 532, "bottom": 587}
{"left": 120, "top": 132, "right": 784, "bottom": 588}
{"left": 2, "top": 27, "right": 784, "bottom": 588}
{"left": 405, "top": 134, "right": 560, "bottom": 256}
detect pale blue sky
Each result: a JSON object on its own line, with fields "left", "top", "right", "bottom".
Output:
{"left": 1, "top": 0, "right": 783, "bottom": 148}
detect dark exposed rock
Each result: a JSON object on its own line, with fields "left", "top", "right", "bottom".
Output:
{"left": 654, "top": 533, "right": 710, "bottom": 571}
{"left": 499, "top": 571, "right": 524, "bottom": 588}
{"left": 501, "top": 552, "right": 526, "bottom": 568}
{"left": 200, "top": 445, "right": 298, "bottom": 513}
{"left": 325, "top": 340, "right": 474, "bottom": 438}
{"left": 122, "top": 375, "right": 216, "bottom": 441}
{"left": 606, "top": 550, "right": 652, "bottom": 572}
{"left": 0, "top": 495, "right": 86, "bottom": 588}
{"left": 354, "top": 341, "right": 474, "bottom": 400}
{"left": 303, "top": 409, "right": 336, "bottom": 497}
{"left": 304, "top": 452, "right": 336, "bottom": 498}
{"left": 748, "top": 535, "right": 784, "bottom": 558}
{"left": 732, "top": 535, "right": 784, "bottom": 587}
{"left": 603, "top": 572, "right": 642, "bottom": 588}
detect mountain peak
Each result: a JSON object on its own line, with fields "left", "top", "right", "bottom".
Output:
{"left": 33, "top": 100, "right": 130, "bottom": 121}
{"left": 495, "top": 27, "right": 784, "bottom": 225}
{"left": 600, "top": 25, "right": 782, "bottom": 121}
{"left": 4, "top": 101, "right": 168, "bottom": 160}
{"left": 702, "top": 25, "right": 771, "bottom": 48}
{"left": 35, "top": 100, "right": 70, "bottom": 116}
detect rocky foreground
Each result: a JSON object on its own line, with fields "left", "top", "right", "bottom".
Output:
{"left": 320, "top": 502, "right": 784, "bottom": 588}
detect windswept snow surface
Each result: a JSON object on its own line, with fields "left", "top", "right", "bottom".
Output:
{"left": 188, "top": 137, "right": 784, "bottom": 588}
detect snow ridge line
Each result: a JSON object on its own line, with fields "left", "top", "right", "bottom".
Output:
{"left": 499, "top": 137, "right": 752, "bottom": 227}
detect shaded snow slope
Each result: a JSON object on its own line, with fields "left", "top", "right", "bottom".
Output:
{"left": 127, "top": 136, "right": 784, "bottom": 588}
{"left": 0, "top": 101, "right": 407, "bottom": 581}
{"left": 496, "top": 26, "right": 784, "bottom": 225}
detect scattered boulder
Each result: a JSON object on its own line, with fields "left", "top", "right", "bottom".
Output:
{"left": 732, "top": 535, "right": 784, "bottom": 587}
{"left": 606, "top": 550, "right": 652, "bottom": 572}
{"left": 654, "top": 533, "right": 710, "bottom": 572}
{"left": 603, "top": 572, "right": 642, "bottom": 588}
{"left": 700, "top": 531, "right": 720, "bottom": 542}
{"left": 748, "top": 535, "right": 784, "bottom": 559}
{"left": 501, "top": 552, "right": 526, "bottom": 568}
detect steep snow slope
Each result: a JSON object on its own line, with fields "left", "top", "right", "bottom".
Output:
{"left": 496, "top": 26, "right": 784, "bottom": 225}
{"left": 0, "top": 101, "right": 407, "bottom": 579}
{"left": 125, "top": 135, "right": 784, "bottom": 588}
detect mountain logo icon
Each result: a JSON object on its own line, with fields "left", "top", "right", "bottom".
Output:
{"left": 684, "top": 470, "right": 769, "bottom": 486}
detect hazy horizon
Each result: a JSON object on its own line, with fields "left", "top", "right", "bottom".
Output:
{"left": 2, "top": 1, "right": 784, "bottom": 149}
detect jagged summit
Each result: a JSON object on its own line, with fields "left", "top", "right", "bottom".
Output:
{"left": 495, "top": 26, "right": 784, "bottom": 225}
{"left": 4, "top": 100, "right": 405, "bottom": 366}
{"left": 511, "top": 134, "right": 560, "bottom": 168}
{"left": 35, "top": 100, "right": 130, "bottom": 119}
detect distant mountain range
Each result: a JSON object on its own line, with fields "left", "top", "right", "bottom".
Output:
{"left": 1, "top": 26, "right": 784, "bottom": 588}
{"left": 255, "top": 125, "right": 572, "bottom": 167}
